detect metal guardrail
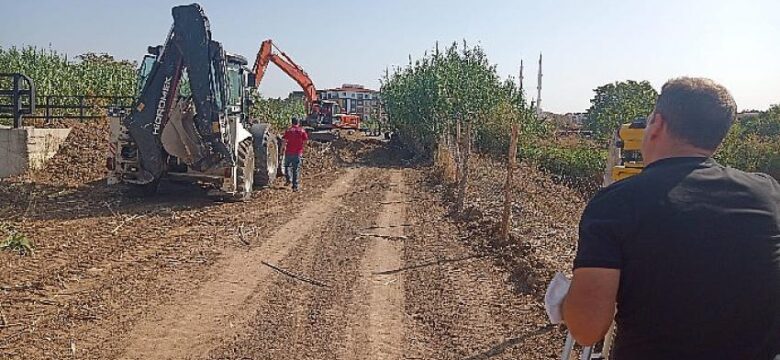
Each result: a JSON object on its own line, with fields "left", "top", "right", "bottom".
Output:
{"left": 0, "top": 73, "right": 134, "bottom": 127}
{"left": 0, "top": 73, "right": 35, "bottom": 128}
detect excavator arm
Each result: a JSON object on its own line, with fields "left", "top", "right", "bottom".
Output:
{"left": 252, "top": 40, "right": 319, "bottom": 112}
{"left": 123, "top": 4, "right": 233, "bottom": 184}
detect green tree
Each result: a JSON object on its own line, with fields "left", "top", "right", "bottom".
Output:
{"left": 380, "top": 41, "right": 536, "bottom": 155}
{"left": 584, "top": 80, "right": 658, "bottom": 140}
{"left": 249, "top": 95, "right": 305, "bottom": 132}
{"left": 736, "top": 105, "right": 780, "bottom": 137}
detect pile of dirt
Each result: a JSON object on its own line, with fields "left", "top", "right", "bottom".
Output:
{"left": 426, "top": 153, "right": 587, "bottom": 293}
{"left": 329, "top": 136, "right": 416, "bottom": 168}
{"left": 28, "top": 119, "right": 110, "bottom": 187}
{"left": 304, "top": 141, "right": 337, "bottom": 174}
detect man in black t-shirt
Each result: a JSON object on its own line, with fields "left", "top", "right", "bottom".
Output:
{"left": 560, "top": 77, "right": 780, "bottom": 359}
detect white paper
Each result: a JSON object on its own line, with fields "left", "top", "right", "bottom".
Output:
{"left": 544, "top": 272, "right": 571, "bottom": 324}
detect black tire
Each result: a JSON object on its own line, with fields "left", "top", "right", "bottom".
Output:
{"left": 233, "top": 138, "right": 255, "bottom": 201}
{"left": 249, "top": 123, "right": 278, "bottom": 187}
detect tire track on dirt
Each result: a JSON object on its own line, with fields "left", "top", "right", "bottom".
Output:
{"left": 340, "top": 170, "right": 407, "bottom": 360}
{"left": 0, "top": 170, "right": 343, "bottom": 360}
{"left": 203, "top": 168, "right": 390, "bottom": 359}
{"left": 117, "top": 169, "right": 358, "bottom": 360}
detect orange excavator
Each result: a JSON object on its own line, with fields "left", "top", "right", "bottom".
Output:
{"left": 252, "top": 39, "right": 360, "bottom": 140}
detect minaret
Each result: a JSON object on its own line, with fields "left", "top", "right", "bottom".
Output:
{"left": 519, "top": 60, "right": 524, "bottom": 93}
{"left": 536, "top": 53, "right": 543, "bottom": 117}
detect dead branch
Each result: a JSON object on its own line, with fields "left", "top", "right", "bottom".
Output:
{"left": 261, "top": 261, "right": 329, "bottom": 287}
{"left": 379, "top": 200, "right": 413, "bottom": 205}
{"left": 363, "top": 224, "right": 412, "bottom": 230}
{"left": 358, "top": 234, "right": 409, "bottom": 241}
{"left": 237, "top": 224, "right": 250, "bottom": 246}
{"left": 373, "top": 254, "right": 489, "bottom": 275}
{"left": 111, "top": 214, "right": 145, "bottom": 235}
{"left": 102, "top": 201, "right": 119, "bottom": 218}
{"left": 463, "top": 324, "right": 556, "bottom": 360}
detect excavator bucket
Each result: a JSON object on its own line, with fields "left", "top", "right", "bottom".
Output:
{"left": 307, "top": 129, "right": 339, "bottom": 143}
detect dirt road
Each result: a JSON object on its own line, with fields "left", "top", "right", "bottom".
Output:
{"left": 0, "top": 139, "right": 571, "bottom": 359}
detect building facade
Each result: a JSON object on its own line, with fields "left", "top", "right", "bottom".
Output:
{"left": 317, "top": 84, "right": 381, "bottom": 121}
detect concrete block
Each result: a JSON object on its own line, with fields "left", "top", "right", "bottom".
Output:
{"left": 0, "top": 127, "right": 71, "bottom": 178}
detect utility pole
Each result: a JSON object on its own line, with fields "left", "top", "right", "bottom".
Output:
{"left": 536, "top": 53, "right": 543, "bottom": 118}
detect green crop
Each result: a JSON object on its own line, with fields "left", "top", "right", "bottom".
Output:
{"left": 0, "top": 46, "right": 137, "bottom": 118}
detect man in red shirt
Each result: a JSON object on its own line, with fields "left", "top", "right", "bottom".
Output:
{"left": 282, "top": 117, "right": 309, "bottom": 191}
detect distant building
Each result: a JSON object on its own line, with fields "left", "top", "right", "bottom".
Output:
{"left": 737, "top": 111, "right": 761, "bottom": 121}
{"left": 317, "top": 84, "right": 381, "bottom": 121}
{"left": 567, "top": 112, "right": 587, "bottom": 126}
{"left": 287, "top": 90, "right": 306, "bottom": 101}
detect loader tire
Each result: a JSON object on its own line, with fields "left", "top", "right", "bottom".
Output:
{"left": 233, "top": 138, "right": 255, "bottom": 201}
{"left": 250, "top": 123, "right": 278, "bottom": 187}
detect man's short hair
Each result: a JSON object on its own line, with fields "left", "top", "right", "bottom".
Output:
{"left": 654, "top": 77, "right": 737, "bottom": 150}
{"left": 291, "top": 117, "right": 300, "bottom": 125}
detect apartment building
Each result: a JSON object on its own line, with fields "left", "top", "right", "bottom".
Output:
{"left": 317, "top": 84, "right": 381, "bottom": 120}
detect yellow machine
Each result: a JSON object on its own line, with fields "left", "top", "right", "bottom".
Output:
{"left": 610, "top": 118, "right": 646, "bottom": 182}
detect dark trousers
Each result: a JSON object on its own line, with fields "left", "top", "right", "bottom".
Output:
{"left": 284, "top": 154, "right": 302, "bottom": 189}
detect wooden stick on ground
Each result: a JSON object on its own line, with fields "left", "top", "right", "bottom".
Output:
{"left": 237, "top": 224, "right": 250, "bottom": 246}
{"left": 373, "top": 253, "right": 489, "bottom": 275}
{"left": 358, "top": 234, "right": 409, "bottom": 241}
{"left": 378, "top": 200, "right": 413, "bottom": 205}
{"left": 111, "top": 214, "right": 145, "bottom": 235}
{"left": 261, "top": 261, "right": 329, "bottom": 287}
{"left": 363, "top": 224, "right": 412, "bottom": 230}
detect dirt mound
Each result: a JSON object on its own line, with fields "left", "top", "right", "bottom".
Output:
{"left": 28, "top": 119, "right": 109, "bottom": 187}
{"left": 304, "top": 141, "right": 337, "bottom": 174}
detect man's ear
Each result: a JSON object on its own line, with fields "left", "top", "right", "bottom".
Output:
{"left": 647, "top": 113, "right": 666, "bottom": 140}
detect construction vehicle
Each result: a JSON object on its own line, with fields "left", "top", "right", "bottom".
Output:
{"left": 602, "top": 117, "right": 646, "bottom": 186}
{"left": 106, "top": 3, "right": 278, "bottom": 200}
{"left": 609, "top": 117, "right": 646, "bottom": 183}
{"left": 252, "top": 39, "right": 361, "bottom": 141}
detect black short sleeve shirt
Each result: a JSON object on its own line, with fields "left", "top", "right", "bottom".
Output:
{"left": 575, "top": 157, "right": 780, "bottom": 360}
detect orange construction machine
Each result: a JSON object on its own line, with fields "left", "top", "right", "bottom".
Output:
{"left": 252, "top": 40, "right": 361, "bottom": 137}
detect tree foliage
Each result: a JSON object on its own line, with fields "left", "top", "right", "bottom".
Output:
{"left": 716, "top": 105, "right": 780, "bottom": 177}
{"left": 734, "top": 104, "right": 780, "bottom": 137}
{"left": 380, "top": 41, "right": 543, "bottom": 155}
{"left": 249, "top": 95, "right": 305, "bottom": 132}
{"left": 584, "top": 80, "right": 658, "bottom": 140}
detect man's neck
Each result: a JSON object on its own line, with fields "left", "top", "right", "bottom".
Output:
{"left": 645, "top": 145, "right": 713, "bottom": 166}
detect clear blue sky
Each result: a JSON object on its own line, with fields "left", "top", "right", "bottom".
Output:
{"left": 1, "top": 0, "right": 778, "bottom": 113}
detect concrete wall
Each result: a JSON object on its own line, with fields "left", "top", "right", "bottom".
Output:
{"left": 0, "top": 127, "right": 71, "bottom": 178}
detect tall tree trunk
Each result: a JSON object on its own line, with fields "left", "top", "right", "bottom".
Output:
{"left": 455, "top": 118, "right": 462, "bottom": 183}
{"left": 501, "top": 124, "right": 520, "bottom": 240}
{"left": 456, "top": 121, "right": 471, "bottom": 214}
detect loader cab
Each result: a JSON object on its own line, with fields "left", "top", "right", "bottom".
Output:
{"left": 225, "top": 53, "right": 251, "bottom": 116}
{"left": 319, "top": 100, "right": 340, "bottom": 124}
{"left": 136, "top": 54, "right": 157, "bottom": 94}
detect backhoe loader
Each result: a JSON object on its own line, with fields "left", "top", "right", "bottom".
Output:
{"left": 106, "top": 4, "right": 278, "bottom": 200}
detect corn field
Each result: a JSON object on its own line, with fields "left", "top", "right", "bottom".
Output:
{"left": 0, "top": 46, "right": 138, "bottom": 98}
{"left": 0, "top": 46, "right": 138, "bottom": 122}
